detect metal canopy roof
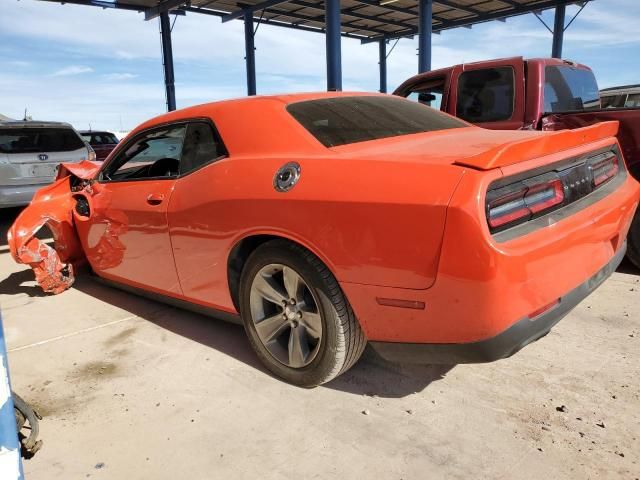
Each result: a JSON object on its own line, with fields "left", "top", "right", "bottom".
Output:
{"left": 45, "top": 0, "right": 589, "bottom": 42}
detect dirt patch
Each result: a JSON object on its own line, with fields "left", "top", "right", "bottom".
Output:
{"left": 69, "top": 361, "right": 118, "bottom": 382}
{"left": 103, "top": 326, "right": 138, "bottom": 347}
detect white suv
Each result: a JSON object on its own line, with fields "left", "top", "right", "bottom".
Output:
{"left": 0, "top": 121, "right": 94, "bottom": 207}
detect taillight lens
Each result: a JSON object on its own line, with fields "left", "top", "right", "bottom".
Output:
{"left": 487, "top": 174, "right": 565, "bottom": 231}
{"left": 86, "top": 144, "right": 96, "bottom": 162}
{"left": 589, "top": 153, "right": 619, "bottom": 188}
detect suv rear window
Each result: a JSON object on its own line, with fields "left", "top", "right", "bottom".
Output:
{"left": 544, "top": 66, "right": 600, "bottom": 112}
{"left": 0, "top": 128, "right": 85, "bottom": 154}
{"left": 287, "top": 96, "right": 465, "bottom": 147}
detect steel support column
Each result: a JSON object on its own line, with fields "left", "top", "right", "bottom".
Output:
{"left": 551, "top": 4, "right": 565, "bottom": 58}
{"left": 325, "top": 0, "right": 342, "bottom": 91}
{"left": 378, "top": 39, "right": 387, "bottom": 93}
{"left": 244, "top": 11, "right": 257, "bottom": 96}
{"left": 418, "top": 0, "right": 432, "bottom": 72}
{"left": 159, "top": 11, "right": 176, "bottom": 112}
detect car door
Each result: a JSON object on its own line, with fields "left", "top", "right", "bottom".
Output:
{"left": 166, "top": 120, "right": 231, "bottom": 308}
{"left": 75, "top": 123, "right": 187, "bottom": 295}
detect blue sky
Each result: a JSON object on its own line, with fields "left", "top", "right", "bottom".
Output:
{"left": 1, "top": 0, "right": 639, "bottom": 132}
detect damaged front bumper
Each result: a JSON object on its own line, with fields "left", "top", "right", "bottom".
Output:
{"left": 7, "top": 161, "right": 99, "bottom": 294}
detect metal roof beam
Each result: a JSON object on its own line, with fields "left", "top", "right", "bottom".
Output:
{"left": 290, "top": 0, "right": 416, "bottom": 31}
{"left": 265, "top": 4, "right": 397, "bottom": 37}
{"left": 222, "top": 0, "right": 288, "bottom": 22}
{"left": 433, "top": 0, "right": 477, "bottom": 15}
{"left": 183, "top": 5, "right": 365, "bottom": 38}
{"left": 363, "top": 0, "right": 592, "bottom": 43}
{"left": 352, "top": 0, "right": 447, "bottom": 24}
{"left": 39, "top": 0, "right": 143, "bottom": 12}
{"left": 145, "top": 0, "right": 189, "bottom": 20}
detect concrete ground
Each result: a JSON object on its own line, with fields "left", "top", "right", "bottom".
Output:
{"left": 0, "top": 208, "right": 638, "bottom": 480}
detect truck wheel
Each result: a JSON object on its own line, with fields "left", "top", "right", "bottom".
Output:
{"left": 627, "top": 212, "right": 640, "bottom": 270}
{"left": 239, "top": 240, "right": 366, "bottom": 387}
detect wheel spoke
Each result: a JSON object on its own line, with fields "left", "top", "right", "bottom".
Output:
{"left": 301, "top": 311, "right": 322, "bottom": 339}
{"left": 253, "top": 274, "right": 287, "bottom": 306}
{"left": 283, "top": 266, "right": 303, "bottom": 302}
{"left": 255, "top": 313, "right": 289, "bottom": 344}
{"left": 288, "top": 326, "right": 310, "bottom": 368}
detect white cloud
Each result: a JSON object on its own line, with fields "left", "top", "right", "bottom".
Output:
{"left": 51, "top": 65, "right": 94, "bottom": 76}
{"left": 104, "top": 72, "right": 139, "bottom": 80}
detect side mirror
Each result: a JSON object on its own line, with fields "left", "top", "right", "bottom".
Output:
{"left": 418, "top": 93, "right": 437, "bottom": 104}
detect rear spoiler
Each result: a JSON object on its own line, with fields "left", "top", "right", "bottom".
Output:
{"left": 454, "top": 121, "right": 619, "bottom": 170}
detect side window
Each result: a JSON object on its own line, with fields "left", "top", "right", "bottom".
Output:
{"left": 456, "top": 67, "right": 514, "bottom": 123}
{"left": 180, "top": 121, "right": 227, "bottom": 175}
{"left": 102, "top": 124, "right": 186, "bottom": 181}
{"left": 406, "top": 84, "right": 444, "bottom": 110}
{"left": 625, "top": 93, "right": 640, "bottom": 108}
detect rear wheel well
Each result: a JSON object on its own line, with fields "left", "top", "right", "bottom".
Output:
{"left": 227, "top": 235, "right": 288, "bottom": 311}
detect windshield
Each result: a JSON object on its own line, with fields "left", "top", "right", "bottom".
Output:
{"left": 544, "top": 65, "right": 601, "bottom": 113}
{"left": 0, "top": 127, "right": 85, "bottom": 154}
{"left": 287, "top": 96, "right": 465, "bottom": 148}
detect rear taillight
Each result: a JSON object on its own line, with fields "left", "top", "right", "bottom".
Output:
{"left": 86, "top": 144, "right": 96, "bottom": 162}
{"left": 487, "top": 174, "right": 565, "bottom": 231}
{"left": 589, "top": 153, "right": 619, "bottom": 187}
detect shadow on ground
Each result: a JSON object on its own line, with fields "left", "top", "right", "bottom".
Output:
{"left": 0, "top": 207, "right": 23, "bottom": 248}
{"left": 0, "top": 269, "right": 48, "bottom": 297}
{"left": 1, "top": 267, "right": 451, "bottom": 398}
{"left": 617, "top": 257, "right": 640, "bottom": 275}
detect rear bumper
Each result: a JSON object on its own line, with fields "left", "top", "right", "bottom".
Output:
{"left": 369, "top": 241, "right": 626, "bottom": 364}
{"left": 0, "top": 183, "right": 46, "bottom": 208}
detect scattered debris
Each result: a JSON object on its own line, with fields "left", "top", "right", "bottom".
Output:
{"left": 537, "top": 447, "right": 543, "bottom": 452}
{"left": 579, "top": 432, "right": 585, "bottom": 438}
{"left": 362, "top": 409, "right": 370, "bottom": 416}
{"left": 556, "top": 405, "right": 568, "bottom": 413}
{"left": 541, "top": 426, "right": 551, "bottom": 431}
{"left": 615, "top": 451, "right": 625, "bottom": 458}
{"left": 596, "top": 422, "right": 606, "bottom": 429}
{"left": 95, "top": 463, "right": 105, "bottom": 469}
{"left": 405, "top": 409, "right": 414, "bottom": 415}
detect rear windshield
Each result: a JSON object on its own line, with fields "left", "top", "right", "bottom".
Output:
{"left": 0, "top": 127, "right": 85, "bottom": 154}
{"left": 287, "top": 96, "right": 465, "bottom": 147}
{"left": 544, "top": 66, "right": 601, "bottom": 113}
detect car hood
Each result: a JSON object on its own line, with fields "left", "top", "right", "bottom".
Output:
{"left": 331, "top": 122, "right": 620, "bottom": 170}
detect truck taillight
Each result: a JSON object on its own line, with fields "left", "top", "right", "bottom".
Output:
{"left": 487, "top": 174, "right": 565, "bottom": 231}
{"left": 589, "top": 153, "right": 619, "bottom": 188}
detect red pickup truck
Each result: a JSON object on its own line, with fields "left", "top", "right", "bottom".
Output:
{"left": 394, "top": 57, "right": 640, "bottom": 268}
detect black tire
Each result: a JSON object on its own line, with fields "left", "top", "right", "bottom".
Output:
{"left": 239, "top": 240, "right": 366, "bottom": 387}
{"left": 627, "top": 211, "right": 640, "bottom": 270}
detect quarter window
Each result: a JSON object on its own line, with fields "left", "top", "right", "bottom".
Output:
{"left": 180, "top": 122, "right": 227, "bottom": 175}
{"left": 456, "top": 67, "right": 515, "bottom": 123}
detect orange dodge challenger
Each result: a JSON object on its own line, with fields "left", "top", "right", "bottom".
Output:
{"left": 8, "top": 92, "right": 639, "bottom": 386}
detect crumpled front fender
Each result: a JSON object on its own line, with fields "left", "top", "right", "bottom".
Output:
{"left": 7, "top": 161, "right": 95, "bottom": 294}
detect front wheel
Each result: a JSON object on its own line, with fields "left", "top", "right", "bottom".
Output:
{"left": 239, "top": 240, "right": 366, "bottom": 387}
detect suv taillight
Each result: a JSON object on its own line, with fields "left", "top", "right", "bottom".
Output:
{"left": 487, "top": 174, "right": 564, "bottom": 230}
{"left": 86, "top": 144, "right": 96, "bottom": 162}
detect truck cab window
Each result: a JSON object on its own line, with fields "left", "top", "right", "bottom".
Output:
{"left": 456, "top": 67, "right": 515, "bottom": 123}
{"left": 406, "top": 80, "right": 445, "bottom": 110}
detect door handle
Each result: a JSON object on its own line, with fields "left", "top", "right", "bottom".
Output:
{"left": 146, "top": 193, "right": 165, "bottom": 206}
